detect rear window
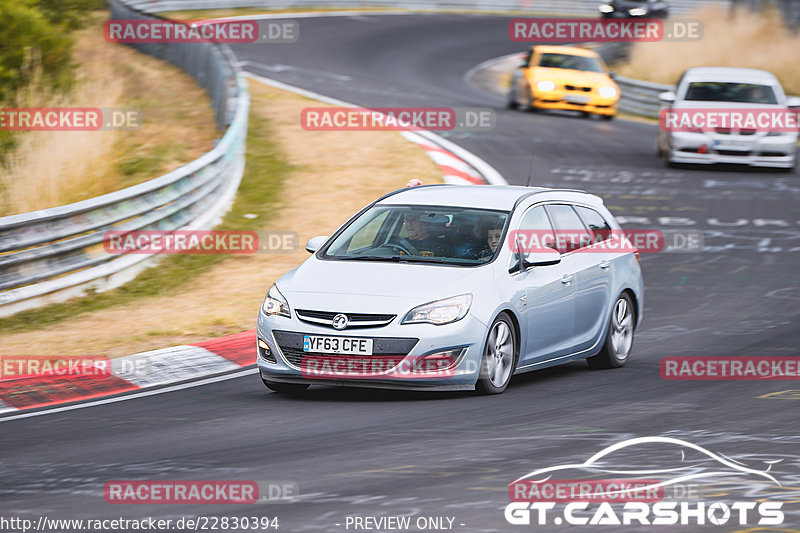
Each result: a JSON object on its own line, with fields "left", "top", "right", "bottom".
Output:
{"left": 684, "top": 82, "right": 777, "bottom": 104}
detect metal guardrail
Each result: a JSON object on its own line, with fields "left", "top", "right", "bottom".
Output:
{"left": 0, "top": 0, "right": 249, "bottom": 317}
{"left": 127, "top": 0, "right": 723, "bottom": 15}
{"left": 615, "top": 75, "right": 673, "bottom": 118}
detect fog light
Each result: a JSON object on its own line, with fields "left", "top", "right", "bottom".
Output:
{"left": 698, "top": 145, "right": 708, "bottom": 154}
{"left": 258, "top": 338, "right": 276, "bottom": 363}
{"left": 418, "top": 347, "right": 467, "bottom": 371}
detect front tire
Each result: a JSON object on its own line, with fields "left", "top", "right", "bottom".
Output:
{"left": 587, "top": 293, "right": 635, "bottom": 369}
{"left": 262, "top": 379, "right": 309, "bottom": 394}
{"left": 476, "top": 314, "right": 517, "bottom": 394}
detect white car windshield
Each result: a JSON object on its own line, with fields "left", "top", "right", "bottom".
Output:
{"left": 323, "top": 204, "right": 509, "bottom": 266}
{"left": 684, "top": 82, "right": 778, "bottom": 104}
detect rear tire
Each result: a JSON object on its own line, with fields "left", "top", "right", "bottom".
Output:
{"left": 262, "top": 379, "right": 309, "bottom": 394}
{"left": 587, "top": 293, "right": 635, "bottom": 369}
{"left": 476, "top": 313, "right": 517, "bottom": 394}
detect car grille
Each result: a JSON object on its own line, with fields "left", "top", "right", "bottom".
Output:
{"left": 715, "top": 128, "right": 757, "bottom": 136}
{"left": 565, "top": 85, "right": 592, "bottom": 92}
{"left": 716, "top": 150, "right": 752, "bottom": 156}
{"left": 272, "top": 331, "right": 418, "bottom": 369}
{"left": 295, "top": 309, "right": 396, "bottom": 329}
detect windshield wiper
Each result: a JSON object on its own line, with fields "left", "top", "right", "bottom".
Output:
{"left": 332, "top": 255, "right": 448, "bottom": 264}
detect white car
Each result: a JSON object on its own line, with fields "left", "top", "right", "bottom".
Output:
{"left": 657, "top": 67, "right": 800, "bottom": 169}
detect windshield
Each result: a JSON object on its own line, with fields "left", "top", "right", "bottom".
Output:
{"left": 323, "top": 204, "right": 509, "bottom": 266}
{"left": 684, "top": 82, "right": 777, "bottom": 104}
{"left": 538, "top": 53, "right": 605, "bottom": 73}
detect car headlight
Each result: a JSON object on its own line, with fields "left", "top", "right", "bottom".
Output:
{"left": 537, "top": 80, "right": 556, "bottom": 92}
{"left": 766, "top": 131, "right": 790, "bottom": 137}
{"left": 629, "top": 7, "right": 648, "bottom": 16}
{"left": 261, "top": 284, "right": 291, "bottom": 318}
{"left": 599, "top": 4, "right": 614, "bottom": 13}
{"left": 599, "top": 86, "right": 617, "bottom": 98}
{"left": 402, "top": 295, "right": 473, "bottom": 326}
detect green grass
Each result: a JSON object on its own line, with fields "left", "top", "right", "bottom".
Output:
{"left": 0, "top": 113, "right": 294, "bottom": 334}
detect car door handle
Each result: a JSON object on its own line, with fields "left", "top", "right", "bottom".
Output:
{"left": 599, "top": 260, "right": 612, "bottom": 270}
{"left": 561, "top": 274, "right": 575, "bottom": 285}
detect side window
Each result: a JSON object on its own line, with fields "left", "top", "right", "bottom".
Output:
{"left": 574, "top": 206, "right": 612, "bottom": 243}
{"left": 512, "top": 206, "right": 555, "bottom": 256}
{"left": 545, "top": 204, "right": 593, "bottom": 253}
{"left": 525, "top": 48, "right": 535, "bottom": 67}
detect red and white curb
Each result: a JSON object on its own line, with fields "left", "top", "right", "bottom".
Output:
{"left": 0, "top": 71, "right": 506, "bottom": 416}
{"left": 0, "top": 330, "right": 256, "bottom": 414}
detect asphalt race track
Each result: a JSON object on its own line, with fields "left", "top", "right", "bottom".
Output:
{"left": 3, "top": 14, "right": 800, "bottom": 533}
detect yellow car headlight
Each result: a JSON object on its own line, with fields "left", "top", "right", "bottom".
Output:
{"left": 599, "top": 86, "right": 617, "bottom": 98}
{"left": 537, "top": 80, "right": 556, "bottom": 92}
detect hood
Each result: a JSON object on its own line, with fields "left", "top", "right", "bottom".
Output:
{"left": 275, "top": 257, "right": 494, "bottom": 314}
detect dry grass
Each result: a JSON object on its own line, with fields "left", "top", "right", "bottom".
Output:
{"left": 617, "top": 5, "right": 800, "bottom": 95}
{"left": 0, "top": 12, "right": 217, "bottom": 216}
{"left": 0, "top": 79, "right": 442, "bottom": 357}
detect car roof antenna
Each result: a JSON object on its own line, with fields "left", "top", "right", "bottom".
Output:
{"left": 525, "top": 149, "right": 535, "bottom": 187}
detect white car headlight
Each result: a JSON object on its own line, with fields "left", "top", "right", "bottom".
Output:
{"left": 402, "top": 295, "right": 473, "bottom": 326}
{"left": 261, "top": 284, "right": 291, "bottom": 318}
{"left": 599, "top": 4, "right": 614, "bottom": 13}
{"left": 599, "top": 86, "right": 617, "bottom": 98}
{"left": 537, "top": 80, "right": 556, "bottom": 92}
{"left": 629, "top": 7, "right": 648, "bottom": 16}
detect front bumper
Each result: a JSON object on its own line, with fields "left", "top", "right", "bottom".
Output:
{"left": 667, "top": 132, "right": 798, "bottom": 168}
{"left": 256, "top": 311, "right": 488, "bottom": 390}
{"left": 532, "top": 91, "right": 618, "bottom": 116}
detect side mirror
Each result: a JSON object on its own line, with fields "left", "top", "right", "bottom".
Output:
{"left": 786, "top": 96, "right": 800, "bottom": 109}
{"left": 523, "top": 247, "right": 562, "bottom": 268}
{"left": 305, "top": 235, "right": 328, "bottom": 253}
{"left": 659, "top": 91, "right": 676, "bottom": 105}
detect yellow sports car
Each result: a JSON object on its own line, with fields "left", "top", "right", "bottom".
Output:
{"left": 508, "top": 45, "right": 620, "bottom": 119}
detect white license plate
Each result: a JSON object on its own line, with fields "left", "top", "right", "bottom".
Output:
{"left": 713, "top": 140, "right": 751, "bottom": 151}
{"left": 303, "top": 335, "right": 373, "bottom": 355}
{"left": 564, "top": 94, "right": 590, "bottom": 104}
